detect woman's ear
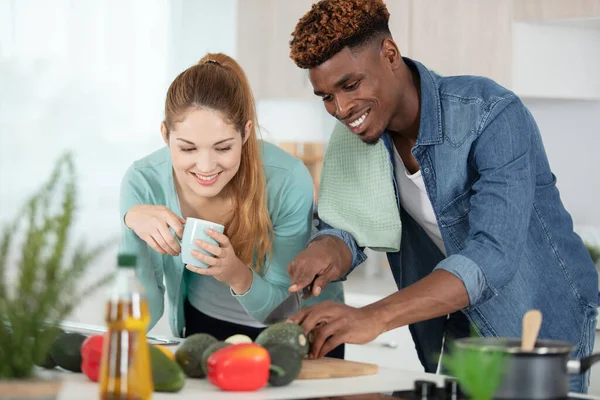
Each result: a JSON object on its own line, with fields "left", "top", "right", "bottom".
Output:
{"left": 243, "top": 120, "right": 252, "bottom": 144}
{"left": 160, "top": 122, "right": 169, "bottom": 145}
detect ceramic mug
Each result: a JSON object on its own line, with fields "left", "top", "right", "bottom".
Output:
{"left": 179, "top": 217, "right": 225, "bottom": 268}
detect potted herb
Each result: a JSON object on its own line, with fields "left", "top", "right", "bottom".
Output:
{"left": 443, "top": 342, "right": 508, "bottom": 400}
{"left": 0, "top": 153, "right": 111, "bottom": 399}
{"left": 585, "top": 243, "right": 600, "bottom": 269}
{"left": 441, "top": 329, "right": 508, "bottom": 400}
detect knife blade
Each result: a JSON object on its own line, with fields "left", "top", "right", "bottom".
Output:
{"left": 263, "top": 283, "right": 313, "bottom": 325}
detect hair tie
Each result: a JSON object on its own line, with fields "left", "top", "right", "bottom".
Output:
{"left": 204, "top": 59, "right": 220, "bottom": 65}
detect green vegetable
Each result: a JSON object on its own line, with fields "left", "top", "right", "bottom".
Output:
{"left": 265, "top": 344, "right": 303, "bottom": 386}
{"left": 34, "top": 328, "right": 66, "bottom": 369}
{"left": 201, "top": 341, "right": 231, "bottom": 376}
{"left": 175, "top": 333, "right": 217, "bottom": 378}
{"left": 150, "top": 345, "right": 185, "bottom": 392}
{"left": 255, "top": 322, "right": 309, "bottom": 357}
{"left": 49, "top": 332, "right": 87, "bottom": 372}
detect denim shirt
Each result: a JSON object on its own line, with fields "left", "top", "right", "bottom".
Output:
{"left": 312, "top": 58, "right": 599, "bottom": 374}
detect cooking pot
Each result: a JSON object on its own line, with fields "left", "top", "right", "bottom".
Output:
{"left": 454, "top": 337, "right": 600, "bottom": 400}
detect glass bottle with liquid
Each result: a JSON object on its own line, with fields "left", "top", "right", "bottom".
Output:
{"left": 99, "top": 253, "right": 153, "bottom": 400}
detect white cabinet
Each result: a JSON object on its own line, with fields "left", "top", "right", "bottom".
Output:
{"left": 398, "top": 0, "right": 600, "bottom": 99}
{"left": 512, "top": 20, "right": 600, "bottom": 100}
{"left": 237, "top": 0, "right": 315, "bottom": 99}
{"left": 405, "top": 0, "right": 514, "bottom": 89}
{"left": 512, "top": 0, "right": 600, "bottom": 22}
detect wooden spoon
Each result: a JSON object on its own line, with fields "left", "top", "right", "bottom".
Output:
{"left": 521, "top": 309, "right": 542, "bottom": 352}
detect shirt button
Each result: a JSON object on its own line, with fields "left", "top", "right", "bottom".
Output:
{"left": 424, "top": 168, "right": 430, "bottom": 174}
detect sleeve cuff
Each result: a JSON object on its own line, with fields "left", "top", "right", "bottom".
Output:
{"left": 309, "top": 228, "right": 368, "bottom": 281}
{"left": 309, "top": 228, "right": 347, "bottom": 246}
{"left": 230, "top": 268, "right": 274, "bottom": 317}
{"left": 434, "top": 254, "right": 495, "bottom": 307}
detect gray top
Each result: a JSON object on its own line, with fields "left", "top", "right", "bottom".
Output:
{"left": 187, "top": 273, "right": 267, "bottom": 328}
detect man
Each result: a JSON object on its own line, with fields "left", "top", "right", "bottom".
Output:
{"left": 285, "top": 0, "right": 599, "bottom": 393}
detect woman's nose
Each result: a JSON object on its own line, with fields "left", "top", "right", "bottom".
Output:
{"left": 195, "top": 156, "right": 216, "bottom": 173}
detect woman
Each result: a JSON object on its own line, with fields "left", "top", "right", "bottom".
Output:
{"left": 119, "top": 53, "right": 344, "bottom": 358}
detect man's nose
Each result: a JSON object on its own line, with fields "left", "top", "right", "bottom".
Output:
{"left": 335, "top": 94, "right": 356, "bottom": 120}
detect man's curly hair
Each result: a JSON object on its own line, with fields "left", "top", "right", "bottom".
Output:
{"left": 290, "top": 0, "right": 391, "bottom": 69}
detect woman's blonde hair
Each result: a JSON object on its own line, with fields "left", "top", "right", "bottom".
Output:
{"left": 163, "top": 53, "right": 273, "bottom": 271}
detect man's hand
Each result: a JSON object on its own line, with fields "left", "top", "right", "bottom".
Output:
{"left": 290, "top": 270, "right": 471, "bottom": 359}
{"left": 287, "top": 235, "right": 353, "bottom": 298}
{"left": 289, "top": 301, "right": 385, "bottom": 359}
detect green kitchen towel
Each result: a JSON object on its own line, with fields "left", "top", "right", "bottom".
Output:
{"left": 317, "top": 122, "right": 402, "bottom": 252}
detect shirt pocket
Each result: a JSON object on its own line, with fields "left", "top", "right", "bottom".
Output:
{"left": 438, "top": 190, "right": 471, "bottom": 248}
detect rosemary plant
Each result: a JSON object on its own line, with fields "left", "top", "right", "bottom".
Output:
{"left": 0, "top": 153, "right": 112, "bottom": 379}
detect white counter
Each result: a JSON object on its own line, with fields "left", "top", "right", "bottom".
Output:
{"left": 55, "top": 367, "right": 600, "bottom": 400}
{"left": 56, "top": 366, "right": 439, "bottom": 400}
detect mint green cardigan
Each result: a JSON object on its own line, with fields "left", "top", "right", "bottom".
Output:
{"left": 119, "top": 141, "right": 344, "bottom": 336}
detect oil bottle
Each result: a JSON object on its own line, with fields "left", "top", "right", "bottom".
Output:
{"left": 99, "top": 253, "right": 153, "bottom": 400}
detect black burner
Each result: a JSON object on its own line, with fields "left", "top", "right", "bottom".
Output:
{"left": 300, "top": 378, "right": 575, "bottom": 400}
{"left": 391, "top": 378, "right": 467, "bottom": 400}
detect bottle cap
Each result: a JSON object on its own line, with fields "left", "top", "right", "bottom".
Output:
{"left": 117, "top": 253, "right": 137, "bottom": 268}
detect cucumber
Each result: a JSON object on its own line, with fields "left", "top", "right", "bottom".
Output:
{"left": 150, "top": 345, "right": 185, "bottom": 392}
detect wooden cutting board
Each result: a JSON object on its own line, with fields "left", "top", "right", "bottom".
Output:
{"left": 297, "top": 358, "right": 379, "bottom": 379}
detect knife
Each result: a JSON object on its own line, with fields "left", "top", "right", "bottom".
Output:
{"left": 263, "top": 282, "right": 314, "bottom": 325}
{"left": 43, "top": 321, "right": 182, "bottom": 346}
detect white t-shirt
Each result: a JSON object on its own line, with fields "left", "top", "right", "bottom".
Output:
{"left": 392, "top": 145, "right": 447, "bottom": 256}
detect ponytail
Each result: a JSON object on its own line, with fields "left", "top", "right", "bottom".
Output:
{"left": 164, "top": 53, "right": 273, "bottom": 271}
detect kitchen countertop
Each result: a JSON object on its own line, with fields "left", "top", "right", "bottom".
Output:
{"left": 56, "top": 366, "right": 435, "bottom": 400}
{"left": 54, "top": 367, "right": 600, "bottom": 400}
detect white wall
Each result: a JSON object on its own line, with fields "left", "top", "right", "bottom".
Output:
{"left": 167, "top": 0, "right": 238, "bottom": 79}
{"left": 0, "top": 0, "right": 237, "bottom": 336}
{"left": 523, "top": 99, "right": 600, "bottom": 242}
{"left": 256, "top": 98, "right": 334, "bottom": 143}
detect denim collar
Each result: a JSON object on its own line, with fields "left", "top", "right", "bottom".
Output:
{"left": 386, "top": 58, "right": 443, "bottom": 149}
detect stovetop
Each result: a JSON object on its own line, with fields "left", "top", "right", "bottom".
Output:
{"left": 300, "top": 377, "right": 579, "bottom": 400}
{"left": 300, "top": 378, "right": 467, "bottom": 400}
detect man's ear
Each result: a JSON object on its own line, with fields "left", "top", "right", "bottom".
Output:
{"left": 381, "top": 38, "right": 402, "bottom": 71}
{"left": 160, "top": 121, "right": 169, "bottom": 145}
{"left": 243, "top": 120, "right": 252, "bottom": 144}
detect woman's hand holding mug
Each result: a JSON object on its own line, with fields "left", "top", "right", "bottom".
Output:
{"left": 186, "top": 228, "right": 253, "bottom": 295}
{"left": 125, "top": 205, "right": 185, "bottom": 256}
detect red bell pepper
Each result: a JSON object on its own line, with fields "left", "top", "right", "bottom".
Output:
{"left": 80, "top": 334, "right": 105, "bottom": 382}
{"left": 207, "top": 343, "right": 270, "bottom": 391}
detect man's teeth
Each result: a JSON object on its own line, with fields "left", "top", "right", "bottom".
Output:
{"left": 349, "top": 111, "right": 369, "bottom": 128}
{"left": 194, "top": 172, "right": 218, "bottom": 181}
